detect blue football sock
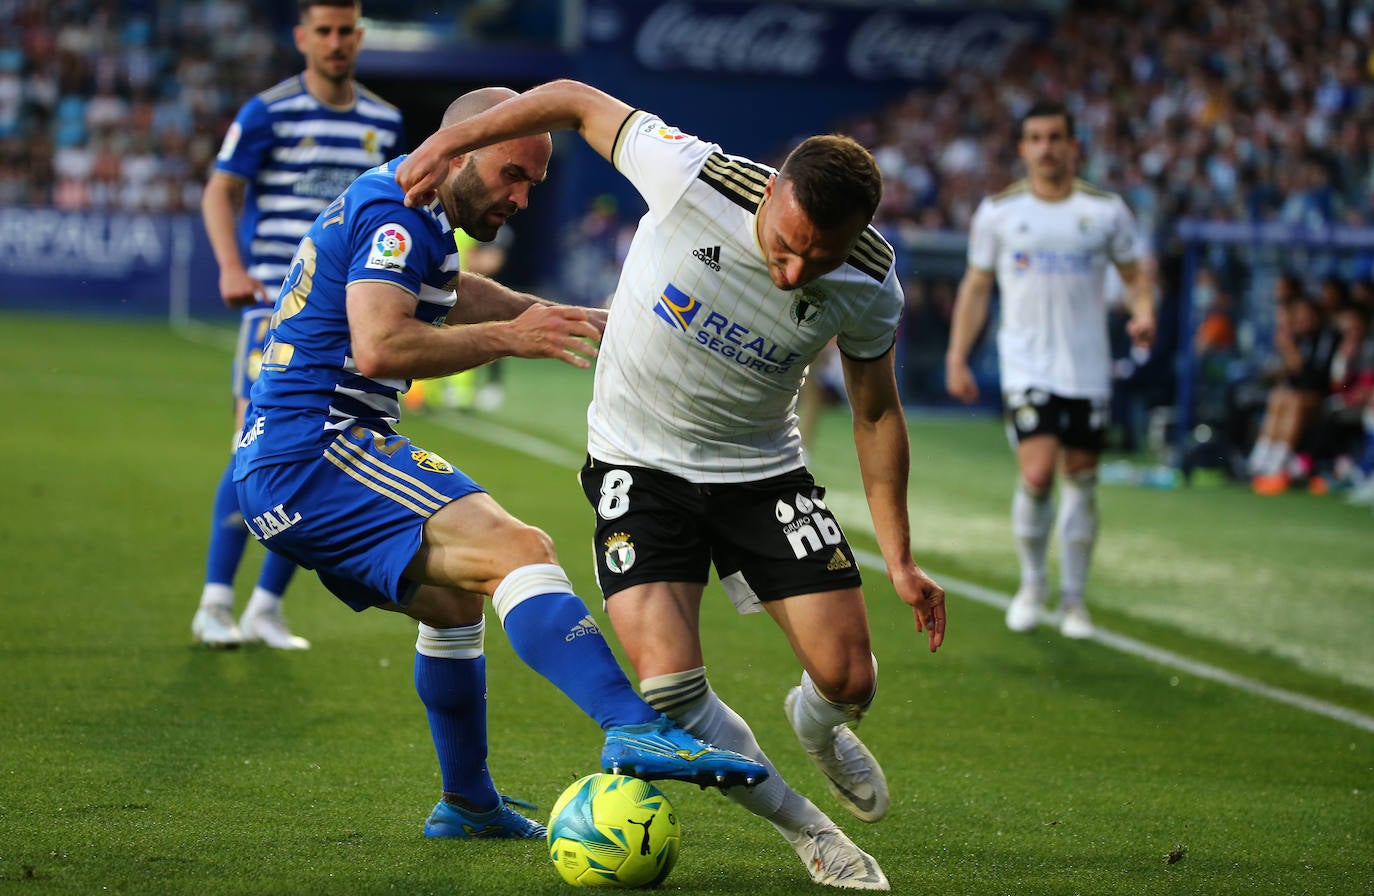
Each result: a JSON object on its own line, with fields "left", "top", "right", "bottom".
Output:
{"left": 256, "top": 546, "right": 297, "bottom": 596}
{"left": 414, "top": 645, "right": 497, "bottom": 807}
{"left": 204, "top": 459, "right": 248, "bottom": 586}
{"left": 494, "top": 567, "right": 656, "bottom": 731}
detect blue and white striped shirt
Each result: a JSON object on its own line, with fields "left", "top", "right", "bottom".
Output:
{"left": 213, "top": 74, "right": 404, "bottom": 293}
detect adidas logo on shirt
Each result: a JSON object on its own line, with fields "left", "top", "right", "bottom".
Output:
{"left": 693, "top": 245, "right": 721, "bottom": 271}
{"left": 565, "top": 614, "right": 601, "bottom": 642}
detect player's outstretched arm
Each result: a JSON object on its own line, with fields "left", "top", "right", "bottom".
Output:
{"left": 348, "top": 281, "right": 603, "bottom": 380}
{"left": 396, "top": 79, "right": 634, "bottom": 207}
{"left": 450, "top": 271, "right": 609, "bottom": 334}
{"left": 842, "top": 351, "right": 946, "bottom": 652}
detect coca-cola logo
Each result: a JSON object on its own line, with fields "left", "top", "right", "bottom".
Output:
{"left": 633, "top": 2, "right": 828, "bottom": 77}
{"left": 847, "top": 11, "right": 1041, "bottom": 81}
{"left": 611, "top": 1, "right": 1047, "bottom": 85}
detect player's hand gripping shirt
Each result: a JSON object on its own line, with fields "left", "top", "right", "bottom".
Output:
{"left": 966, "top": 180, "right": 1139, "bottom": 400}
{"left": 214, "top": 75, "right": 404, "bottom": 294}
{"left": 589, "top": 112, "right": 904, "bottom": 483}
{"left": 234, "top": 157, "right": 460, "bottom": 475}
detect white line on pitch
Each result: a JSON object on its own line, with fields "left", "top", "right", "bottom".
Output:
{"left": 849, "top": 548, "right": 1374, "bottom": 734}
{"left": 431, "top": 412, "right": 1374, "bottom": 735}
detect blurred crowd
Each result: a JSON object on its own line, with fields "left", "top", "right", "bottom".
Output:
{"left": 841, "top": 0, "right": 1374, "bottom": 247}
{"left": 0, "top": 0, "right": 297, "bottom": 211}
{"left": 5, "top": 0, "right": 1374, "bottom": 496}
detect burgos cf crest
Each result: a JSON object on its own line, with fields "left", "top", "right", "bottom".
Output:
{"left": 603, "top": 532, "right": 636, "bottom": 574}
{"left": 411, "top": 449, "right": 453, "bottom": 474}
{"left": 654, "top": 283, "right": 702, "bottom": 331}
{"left": 791, "top": 287, "right": 826, "bottom": 327}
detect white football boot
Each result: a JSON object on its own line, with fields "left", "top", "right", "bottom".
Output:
{"left": 192, "top": 604, "right": 244, "bottom": 648}
{"left": 1059, "top": 603, "right": 1094, "bottom": 640}
{"left": 239, "top": 605, "right": 311, "bottom": 650}
{"left": 785, "top": 687, "right": 889, "bottom": 823}
{"left": 1005, "top": 583, "right": 1048, "bottom": 632}
{"left": 787, "top": 824, "right": 889, "bottom": 890}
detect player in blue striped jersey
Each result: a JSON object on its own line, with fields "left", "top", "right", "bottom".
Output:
{"left": 233, "top": 87, "right": 768, "bottom": 839}
{"left": 193, "top": 0, "right": 404, "bottom": 650}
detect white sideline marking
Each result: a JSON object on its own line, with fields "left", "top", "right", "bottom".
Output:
{"left": 431, "top": 412, "right": 1374, "bottom": 734}
{"left": 851, "top": 548, "right": 1374, "bottom": 734}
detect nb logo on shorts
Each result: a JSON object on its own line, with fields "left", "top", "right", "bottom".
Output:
{"left": 775, "top": 495, "right": 843, "bottom": 560}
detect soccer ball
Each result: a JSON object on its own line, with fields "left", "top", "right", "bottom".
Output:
{"left": 547, "top": 774, "right": 681, "bottom": 888}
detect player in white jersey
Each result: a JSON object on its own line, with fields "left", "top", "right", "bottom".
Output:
{"left": 193, "top": 0, "right": 403, "bottom": 650}
{"left": 945, "top": 100, "right": 1155, "bottom": 640}
{"left": 397, "top": 79, "right": 947, "bottom": 891}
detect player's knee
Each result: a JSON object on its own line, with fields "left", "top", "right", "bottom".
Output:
{"left": 1020, "top": 472, "right": 1054, "bottom": 498}
{"left": 498, "top": 521, "right": 559, "bottom": 569}
{"left": 810, "top": 654, "right": 877, "bottom": 708}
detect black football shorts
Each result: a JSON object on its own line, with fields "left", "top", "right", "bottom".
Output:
{"left": 578, "top": 456, "right": 863, "bottom": 609}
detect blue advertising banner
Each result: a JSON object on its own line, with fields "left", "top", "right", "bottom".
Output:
{"left": 0, "top": 208, "right": 225, "bottom": 319}
{"left": 582, "top": 0, "right": 1052, "bottom": 86}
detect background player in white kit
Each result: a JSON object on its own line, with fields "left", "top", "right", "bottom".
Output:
{"left": 945, "top": 100, "right": 1155, "bottom": 639}
{"left": 397, "top": 78, "right": 946, "bottom": 891}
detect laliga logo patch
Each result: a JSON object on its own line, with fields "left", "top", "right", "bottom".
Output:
{"left": 603, "top": 533, "right": 636, "bottom": 574}
{"left": 641, "top": 120, "right": 690, "bottom": 142}
{"left": 217, "top": 122, "right": 242, "bottom": 162}
{"left": 1013, "top": 251, "right": 1031, "bottom": 272}
{"left": 410, "top": 449, "right": 453, "bottom": 474}
{"left": 366, "top": 224, "right": 411, "bottom": 271}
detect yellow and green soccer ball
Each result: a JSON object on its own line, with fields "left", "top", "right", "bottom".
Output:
{"left": 547, "top": 774, "right": 681, "bottom": 888}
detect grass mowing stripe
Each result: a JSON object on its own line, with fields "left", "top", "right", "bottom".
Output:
{"left": 849, "top": 548, "right": 1374, "bottom": 734}
{"left": 439, "top": 404, "right": 1374, "bottom": 736}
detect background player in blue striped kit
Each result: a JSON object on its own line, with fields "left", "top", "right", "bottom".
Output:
{"left": 232, "top": 87, "right": 767, "bottom": 838}
{"left": 193, "top": 0, "right": 403, "bottom": 649}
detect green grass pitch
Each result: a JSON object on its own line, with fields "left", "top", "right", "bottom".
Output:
{"left": 0, "top": 312, "right": 1369, "bottom": 895}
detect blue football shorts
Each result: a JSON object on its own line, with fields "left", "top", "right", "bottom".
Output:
{"left": 231, "top": 306, "right": 275, "bottom": 400}
{"left": 578, "top": 456, "right": 863, "bottom": 611}
{"left": 236, "top": 425, "right": 485, "bottom": 611}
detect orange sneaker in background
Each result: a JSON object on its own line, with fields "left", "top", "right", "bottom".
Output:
{"left": 1252, "top": 472, "right": 1290, "bottom": 496}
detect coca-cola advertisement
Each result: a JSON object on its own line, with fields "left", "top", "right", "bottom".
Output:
{"left": 583, "top": 0, "right": 1052, "bottom": 85}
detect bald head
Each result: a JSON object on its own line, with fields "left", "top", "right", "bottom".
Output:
{"left": 441, "top": 86, "right": 518, "bottom": 128}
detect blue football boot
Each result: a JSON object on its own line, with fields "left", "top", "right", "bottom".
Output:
{"left": 601, "top": 714, "right": 769, "bottom": 789}
{"left": 423, "top": 795, "right": 547, "bottom": 839}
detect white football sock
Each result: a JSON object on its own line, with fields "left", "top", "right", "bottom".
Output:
{"left": 1056, "top": 470, "right": 1099, "bottom": 608}
{"left": 243, "top": 587, "right": 284, "bottom": 618}
{"left": 199, "top": 582, "right": 235, "bottom": 611}
{"left": 641, "top": 667, "right": 829, "bottom": 836}
{"left": 1012, "top": 479, "right": 1053, "bottom": 592}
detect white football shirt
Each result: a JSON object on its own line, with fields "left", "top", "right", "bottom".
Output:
{"left": 967, "top": 179, "right": 1139, "bottom": 399}
{"left": 587, "top": 111, "right": 903, "bottom": 482}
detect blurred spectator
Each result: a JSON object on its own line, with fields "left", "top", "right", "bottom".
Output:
{"left": 1306, "top": 302, "right": 1374, "bottom": 491}
{"left": 560, "top": 193, "right": 627, "bottom": 308}
{"left": 1247, "top": 296, "right": 1340, "bottom": 493}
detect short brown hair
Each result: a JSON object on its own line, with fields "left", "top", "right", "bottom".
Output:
{"left": 1019, "top": 99, "right": 1075, "bottom": 142}
{"left": 777, "top": 135, "right": 882, "bottom": 230}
